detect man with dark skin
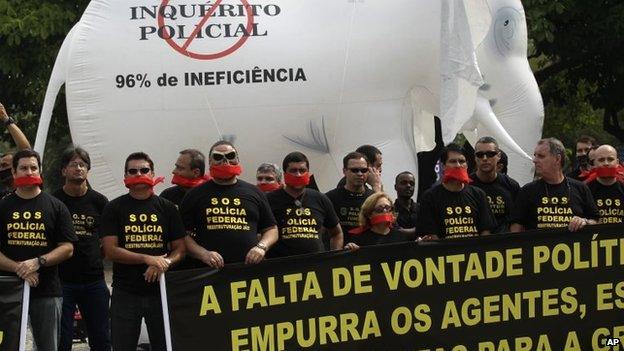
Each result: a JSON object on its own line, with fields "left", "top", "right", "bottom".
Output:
{"left": 0, "top": 102, "right": 31, "bottom": 198}
{"left": 470, "top": 137, "right": 520, "bottom": 233}
{"left": 101, "top": 152, "right": 186, "bottom": 351}
{"left": 393, "top": 171, "right": 418, "bottom": 239}
{"left": 417, "top": 144, "right": 495, "bottom": 240}
{"left": 160, "top": 149, "right": 209, "bottom": 206}
{"left": 510, "top": 138, "right": 599, "bottom": 232}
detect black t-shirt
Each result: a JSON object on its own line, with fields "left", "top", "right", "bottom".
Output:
{"left": 350, "top": 227, "right": 408, "bottom": 247}
{"left": 266, "top": 188, "right": 339, "bottom": 258}
{"left": 417, "top": 184, "right": 495, "bottom": 239}
{"left": 179, "top": 179, "right": 276, "bottom": 264}
{"left": 587, "top": 180, "right": 624, "bottom": 224}
{"left": 53, "top": 188, "right": 108, "bottom": 284}
{"left": 325, "top": 187, "right": 375, "bottom": 243}
{"left": 469, "top": 173, "right": 520, "bottom": 233}
{"left": 160, "top": 185, "right": 188, "bottom": 207}
{"left": 100, "top": 194, "right": 185, "bottom": 295}
{"left": 394, "top": 199, "right": 419, "bottom": 229}
{"left": 0, "top": 192, "right": 77, "bottom": 298}
{"left": 510, "top": 177, "right": 599, "bottom": 230}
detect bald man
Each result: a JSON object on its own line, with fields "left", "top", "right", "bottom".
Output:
{"left": 585, "top": 145, "right": 624, "bottom": 224}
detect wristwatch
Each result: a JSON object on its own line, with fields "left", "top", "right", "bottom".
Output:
{"left": 3, "top": 116, "right": 16, "bottom": 127}
{"left": 255, "top": 242, "right": 268, "bottom": 252}
{"left": 37, "top": 256, "right": 47, "bottom": 268}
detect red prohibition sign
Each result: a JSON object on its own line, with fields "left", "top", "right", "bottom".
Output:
{"left": 157, "top": 0, "right": 254, "bottom": 60}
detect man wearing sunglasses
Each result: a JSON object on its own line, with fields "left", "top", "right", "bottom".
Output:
{"left": 161, "top": 149, "right": 209, "bottom": 206}
{"left": 469, "top": 137, "right": 520, "bottom": 233}
{"left": 417, "top": 144, "right": 495, "bottom": 240}
{"left": 326, "top": 152, "right": 375, "bottom": 244}
{"left": 267, "top": 152, "right": 352, "bottom": 257}
{"left": 583, "top": 144, "right": 624, "bottom": 224}
{"left": 53, "top": 146, "right": 111, "bottom": 351}
{"left": 180, "top": 141, "right": 278, "bottom": 267}
{"left": 101, "top": 152, "right": 186, "bottom": 351}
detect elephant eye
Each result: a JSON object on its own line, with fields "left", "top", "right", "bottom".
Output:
{"left": 504, "top": 20, "right": 509, "bottom": 26}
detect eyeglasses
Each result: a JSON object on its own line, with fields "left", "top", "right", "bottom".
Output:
{"left": 257, "top": 176, "right": 276, "bottom": 182}
{"left": 373, "top": 205, "right": 392, "bottom": 213}
{"left": 475, "top": 151, "right": 499, "bottom": 159}
{"left": 211, "top": 151, "right": 237, "bottom": 162}
{"left": 349, "top": 168, "right": 369, "bottom": 174}
{"left": 126, "top": 167, "right": 151, "bottom": 175}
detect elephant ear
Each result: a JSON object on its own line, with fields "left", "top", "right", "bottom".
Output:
{"left": 439, "top": 0, "right": 491, "bottom": 144}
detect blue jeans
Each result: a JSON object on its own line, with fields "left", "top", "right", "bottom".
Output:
{"left": 29, "top": 297, "right": 62, "bottom": 351}
{"left": 60, "top": 280, "right": 111, "bottom": 351}
{"left": 110, "top": 288, "right": 166, "bottom": 351}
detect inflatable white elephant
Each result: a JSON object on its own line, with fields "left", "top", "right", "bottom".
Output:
{"left": 35, "top": 0, "right": 543, "bottom": 199}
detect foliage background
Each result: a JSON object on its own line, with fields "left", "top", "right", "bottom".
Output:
{"left": 1, "top": 0, "right": 622, "bottom": 190}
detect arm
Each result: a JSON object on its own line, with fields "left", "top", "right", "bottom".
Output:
{"left": 327, "top": 224, "right": 344, "bottom": 250}
{"left": 184, "top": 235, "right": 224, "bottom": 268}
{"left": 509, "top": 223, "right": 524, "bottom": 233}
{"left": 367, "top": 167, "right": 383, "bottom": 192}
{"left": 245, "top": 225, "right": 278, "bottom": 264}
{"left": 15, "top": 242, "right": 74, "bottom": 278}
{"left": 145, "top": 237, "right": 186, "bottom": 282}
{"left": 102, "top": 236, "right": 169, "bottom": 270}
{"left": 0, "top": 103, "right": 31, "bottom": 150}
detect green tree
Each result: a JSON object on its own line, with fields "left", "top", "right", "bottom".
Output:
{"left": 0, "top": 1, "right": 89, "bottom": 189}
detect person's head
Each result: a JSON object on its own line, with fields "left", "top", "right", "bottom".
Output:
{"left": 440, "top": 143, "right": 467, "bottom": 170}
{"left": 61, "top": 146, "right": 91, "bottom": 184}
{"left": 593, "top": 144, "right": 619, "bottom": 169}
{"left": 208, "top": 140, "right": 239, "bottom": 166}
{"left": 173, "top": 149, "right": 205, "bottom": 179}
{"left": 356, "top": 145, "right": 382, "bottom": 172}
{"left": 12, "top": 149, "right": 42, "bottom": 178}
{"left": 256, "top": 163, "right": 282, "bottom": 185}
{"left": 394, "top": 171, "right": 415, "bottom": 199}
{"left": 358, "top": 192, "right": 394, "bottom": 227}
{"left": 0, "top": 152, "right": 15, "bottom": 186}
{"left": 474, "top": 136, "right": 500, "bottom": 175}
{"left": 124, "top": 152, "right": 154, "bottom": 179}
{"left": 533, "top": 138, "right": 566, "bottom": 178}
{"left": 575, "top": 135, "right": 596, "bottom": 157}
{"left": 282, "top": 151, "right": 310, "bottom": 190}
{"left": 343, "top": 152, "right": 369, "bottom": 189}
{"left": 497, "top": 150, "right": 508, "bottom": 174}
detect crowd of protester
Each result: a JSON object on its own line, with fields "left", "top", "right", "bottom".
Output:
{"left": 1, "top": 100, "right": 623, "bottom": 351}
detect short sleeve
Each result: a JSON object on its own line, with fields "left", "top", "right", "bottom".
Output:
{"left": 55, "top": 201, "right": 78, "bottom": 243}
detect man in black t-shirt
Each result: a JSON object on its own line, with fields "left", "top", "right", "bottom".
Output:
{"left": 0, "top": 149, "right": 76, "bottom": 351}
{"left": 393, "top": 171, "right": 418, "bottom": 239}
{"left": 567, "top": 135, "right": 595, "bottom": 181}
{"left": 470, "top": 137, "right": 520, "bottom": 233}
{"left": 267, "top": 152, "right": 349, "bottom": 257}
{"left": 417, "top": 144, "right": 495, "bottom": 240}
{"left": 180, "top": 141, "right": 278, "bottom": 267}
{"left": 101, "top": 152, "right": 186, "bottom": 351}
{"left": 510, "top": 138, "right": 599, "bottom": 232}
{"left": 585, "top": 145, "right": 624, "bottom": 224}
{"left": 326, "top": 152, "right": 375, "bottom": 245}
{"left": 53, "top": 146, "right": 110, "bottom": 351}
{"left": 160, "top": 148, "right": 210, "bottom": 206}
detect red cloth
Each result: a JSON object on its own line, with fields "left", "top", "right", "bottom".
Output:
{"left": 209, "top": 164, "right": 242, "bottom": 179}
{"left": 348, "top": 213, "right": 395, "bottom": 235}
{"left": 284, "top": 172, "right": 311, "bottom": 187}
{"left": 124, "top": 175, "right": 165, "bottom": 188}
{"left": 171, "top": 174, "right": 211, "bottom": 188}
{"left": 580, "top": 165, "right": 624, "bottom": 183}
{"left": 257, "top": 182, "right": 282, "bottom": 192}
{"left": 442, "top": 167, "right": 472, "bottom": 184}
{"left": 13, "top": 175, "right": 43, "bottom": 187}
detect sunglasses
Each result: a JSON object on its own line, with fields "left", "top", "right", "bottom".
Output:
{"left": 373, "top": 205, "right": 393, "bottom": 213}
{"left": 212, "top": 151, "right": 237, "bottom": 162}
{"left": 349, "top": 168, "right": 369, "bottom": 174}
{"left": 475, "top": 151, "right": 499, "bottom": 159}
{"left": 127, "top": 167, "right": 151, "bottom": 175}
